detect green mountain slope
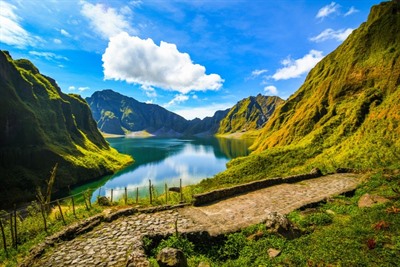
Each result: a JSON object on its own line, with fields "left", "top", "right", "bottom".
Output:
{"left": 0, "top": 51, "right": 132, "bottom": 208}
{"left": 87, "top": 90, "right": 190, "bottom": 136}
{"left": 201, "top": 1, "right": 400, "bottom": 190}
{"left": 217, "top": 94, "right": 283, "bottom": 134}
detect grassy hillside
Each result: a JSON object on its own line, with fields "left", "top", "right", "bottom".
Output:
{"left": 217, "top": 94, "right": 283, "bottom": 135}
{"left": 0, "top": 51, "right": 132, "bottom": 208}
{"left": 200, "top": 1, "right": 400, "bottom": 190}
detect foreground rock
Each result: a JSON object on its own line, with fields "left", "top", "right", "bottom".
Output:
{"left": 156, "top": 247, "right": 188, "bottom": 267}
{"left": 265, "top": 212, "right": 302, "bottom": 239}
{"left": 358, "top": 193, "right": 390, "bottom": 208}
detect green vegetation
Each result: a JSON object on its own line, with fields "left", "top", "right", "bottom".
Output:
{"left": 146, "top": 171, "right": 400, "bottom": 266}
{"left": 198, "top": 1, "right": 400, "bottom": 192}
{"left": 0, "top": 51, "right": 133, "bottom": 209}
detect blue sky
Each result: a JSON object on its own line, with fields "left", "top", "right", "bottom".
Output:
{"left": 0, "top": 0, "right": 382, "bottom": 119}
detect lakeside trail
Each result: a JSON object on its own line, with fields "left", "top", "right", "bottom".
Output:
{"left": 31, "top": 173, "right": 361, "bottom": 267}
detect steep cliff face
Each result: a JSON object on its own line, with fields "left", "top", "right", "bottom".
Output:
{"left": 87, "top": 90, "right": 190, "bottom": 136}
{"left": 217, "top": 94, "right": 284, "bottom": 134}
{"left": 203, "top": 1, "right": 400, "bottom": 188}
{"left": 0, "top": 51, "right": 132, "bottom": 208}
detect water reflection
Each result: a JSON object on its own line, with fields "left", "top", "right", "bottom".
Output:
{"left": 74, "top": 137, "right": 252, "bottom": 200}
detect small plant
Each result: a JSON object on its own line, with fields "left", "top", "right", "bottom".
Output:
{"left": 154, "top": 235, "right": 195, "bottom": 257}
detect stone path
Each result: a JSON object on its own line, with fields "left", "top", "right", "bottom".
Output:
{"left": 31, "top": 173, "right": 361, "bottom": 267}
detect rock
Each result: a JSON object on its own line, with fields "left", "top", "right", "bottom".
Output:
{"left": 310, "top": 167, "right": 322, "bottom": 176}
{"left": 97, "top": 196, "right": 111, "bottom": 206}
{"left": 156, "top": 247, "right": 188, "bottom": 267}
{"left": 267, "top": 248, "right": 281, "bottom": 258}
{"left": 265, "top": 212, "right": 302, "bottom": 239}
{"left": 358, "top": 193, "right": 390, "bottom": 208}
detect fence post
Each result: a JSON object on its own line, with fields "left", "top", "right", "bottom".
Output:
{"left": 0, "top": 218, "right": 7, "bottom": 257}
{"left": 13, "top": 206, "right": 17, "bottom": 249}
{"left": 111, "top": 189, "right": 113, "bottom": 203}
{"left": 124, "top": 187, "right": 128, "bottom": 205}
{"left": 71, "top": 195, "right": 76, "bottom": 219}
{"left": 9, "top": 213, "right": 14, "bottom": 249}
{"left": 165, "top": 183, "right": 168, "bottom": 204}
{"left": 136, "top": 187, "right": 139, "bottom": 204}
{"left": 98, "top": 187, "right": 101, "bottom": 198}
{"left": 149, "top": 180, "right": 152, "bottom": 205}
{"left": 40, "top": 203, "right": 47, "bottom": 233}
{"left": 180, "top": 179, "right": 183, "bottom": 203}
{"left": 57, "top": 200, "right": 66, "bottom": 226}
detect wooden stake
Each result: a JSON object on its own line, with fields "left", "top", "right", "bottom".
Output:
{"left": 71, "top": 196, "right": 76, "bottom": 219}
{"left": 136, "top": 187, "right": 139, "bottom": 204}
{"left": 57, "top": 200, "right": 66, "bottom": 226}
{"left": 40, "top": 203, "right": 47, "bottom": 233}
{"left": 124, "top": 187, "right": 128, "bottom": 205}
{"left": 149, "top": 180, "right": 152, "bottom": 205}
{"left": 111, "top": 189, "right": 113, "bottom": 203}
{"left": 0, "top": 218, "right": 7, "bottom": 257}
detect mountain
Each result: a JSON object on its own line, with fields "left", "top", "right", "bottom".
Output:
{"left": 87, "top": 90, "right": 189, "bottom": 136}
{"left": 87, "top": 90, "right": 282, "bottom": 137}
{"left": 217, "top": 94, "right": 284, "bottom": 134}
{"left": 201, "top": 1, "right": 400, "bottom": 189}
{"left": 0, "top": 51, "right": 132, "bottom": 208}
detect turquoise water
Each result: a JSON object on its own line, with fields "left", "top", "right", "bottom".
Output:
{"left": 74, "top": 137, "right": 252, "bottom": 201}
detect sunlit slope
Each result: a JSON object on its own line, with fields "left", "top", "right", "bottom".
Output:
{"left": 0, "top": 51, "right": 132, "bottom": 207}
{"left": 201, "top": 1, "right": 400, "bottom": 189}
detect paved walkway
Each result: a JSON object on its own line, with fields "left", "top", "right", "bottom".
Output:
{"left": 31, "top": 173, "right": 361, "bottom": 267}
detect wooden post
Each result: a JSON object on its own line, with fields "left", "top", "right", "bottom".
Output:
{"left": 110, "top": 189, "right": 113, "bottom": 203}
{"left": 40, "top": 203, "right": 47, "bottom": 233}
{"left": 124, "top": 187, "right": 127, "bottom": 205}
{"left": 98, "top": 187, "right": 101, "bottom": 198}
{"left": 165, "top": 183, "right": 168, "bottom": 204}
{"left": 84, "top": 195, "right": 89, "bottom": 211}
{"left": 57, "top": 200, "right": 66, "bottom": 226}
{"left": 149, "top": 180, "right": 152, "bottom": 205}
{"left": 136, "top": 187, "right": 139, "bottom": 204}
{"left": 13, "top": 206, "right": 17, "bottom": 249}
{"left": 180, "top": 179, "right": 183, "bottom": 203}
{"left": 71, "top": 196, "right": 76, "bottom": 219}
{"left": 0, "top": 218, "right": 7, "bottom": 257}
{"left": 87, "top": 190, "right": 92, "bottom": 209}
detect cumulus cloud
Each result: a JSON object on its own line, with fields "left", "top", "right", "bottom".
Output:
{"left": 264, "top": 85, "right": 278, "bottom": 95}
{"left": 173, "top": 103, "right": 232, "bottom": 120}
{"left": 164, "top": 94, "right": 189, "bottom": 108}
{"left": 29, "top": 51, "right": 68, "bottom": 61}
{"left": 141, "top": 85, "right": 157, "bottom": 98}
{"left": 102, "top": 32, "right": 224, "bottom": 94}
{"left": 80, "top": 1, "right": 135, "bottom": 39}
{"left": 0, "top": 1, "right": 42, "bottom": 48}
{"left": 53, "top": 38, "right": 62, "bottom": 44}
{"left": 316, "top": 2, "right": 340, "bottom": 19}
{"left": 272, "top": 50, "right": 324, "bottom": 80}
{"left": 344, "top": 6, "right": 359, "bottom": 17}
{"left": 78, "top": 86, "right": 89, "bottom": 92}
{"left": 248, "top": 69, "right": 268, "bottom": 80}
{"left": 68, "top": 86, "right": 76, "bottom": 91}
{"left": 310, "top": 28, "right": 354, "bottom": 42}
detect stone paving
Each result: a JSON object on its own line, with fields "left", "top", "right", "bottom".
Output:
{"left": 31, "top": 173, "right": 361, "bottom": 267}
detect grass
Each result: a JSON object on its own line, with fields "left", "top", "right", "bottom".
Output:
{"left": 145, "top": 171, "right": 400, "bottom": 266}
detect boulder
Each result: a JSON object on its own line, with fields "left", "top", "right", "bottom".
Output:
{"left": 310, "top": 167, "right": 322, "bottom": 176}
{"left": 267, "top": 248, "right": 281, "bottom": 258}
{"left": 265, "top": 212, "right": 301, "bottom": 239}
{"left": 358, "top": 193, "right": 390, "bottom": 208}
{"left": 97, "top": 196, "right": 111, "bottom": 206}
{"left": 156, "top": 247, "right": 188, "bottom": 267}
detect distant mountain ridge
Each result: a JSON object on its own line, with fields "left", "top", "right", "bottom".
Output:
{"left": 87, "top": 90, "right": 282, "bottom": 136}
{"left": 0, "top": 51, "right": 132, "bottom": 208}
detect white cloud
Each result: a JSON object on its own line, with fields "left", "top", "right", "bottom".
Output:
{"left": 0, "top": 1, "right": 41, "bottom": 48}
{"left": 29, "top": 51, "right": 68, "bottom": 61}
{"left": 78, "top": 86, "right": 89, "bottom": 92}
{"left": 173, "top": 103, "right": 232, "bottom": 120}
{"left": 68, "top": 86, "right": 76, "bottom": 91}
{"left": 310, "top": 28, "right": 354, "bottom": 42}
{"left": 344, "top": 6, "right": 359, "bottom": 17}
{"left": 60, "top": 29, "right": 70, "bottom": 37}
{"left": 102, "top": 32, "right": 224, "bottom": 94}
{"left": 53, "top": 38, "right": 62, "bottom": 44}
{"left": 248, "top": 69, "right": 268, "bottom": 80}
{"left": 316, "top": 2, "right": 340, "bottom": 19}
{"left": 272, "top": 50, "right": 324, "bottom": 80}
{"left": 164, "top": 94, "right": 189, "bottom": 108}
{"left": 80, "top": 1, "right": 135, "bottom": 39}
{"left": 141, "top": 85, "right": 157, "bottom": 98}
{"left": 264, "top": 85, "right": 278, "bottom": 95}
{"left": 192, "top": 94, "right": 198, "bottom": 99}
